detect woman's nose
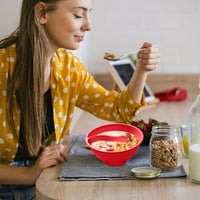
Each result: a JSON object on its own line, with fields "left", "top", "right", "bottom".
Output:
{"left": 82, "top": 17, "right": 92, "bottom": 31}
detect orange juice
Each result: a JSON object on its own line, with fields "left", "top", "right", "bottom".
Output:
{"left": 182, "top": 136, "right": 189, "bottom": 156}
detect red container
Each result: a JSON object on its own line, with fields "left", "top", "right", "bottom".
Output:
{"left": 85, "top": 123, "right": 144, "bottom": 166}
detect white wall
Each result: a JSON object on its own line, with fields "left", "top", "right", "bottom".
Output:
{"left": 1, "top": 0, "right": 200, "bottom": 74}
{"left": 0, "top": 0, "right": 21, "bottom": 38}
{"left": 88, "top": 0, "right": 200, "bottom": 74}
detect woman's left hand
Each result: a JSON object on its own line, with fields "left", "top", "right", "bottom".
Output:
{"left": 28, "top": 144, "right": 68, "bottom": 183}
{"left": 136, "top": 42, "right": 160, "bottom": 72}
{"left": 36, "top": 144, "right": 68, "bottom": 169}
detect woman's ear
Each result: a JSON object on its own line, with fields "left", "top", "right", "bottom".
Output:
{"left": 34, "top": 2, "right": 48, "bottom": 25}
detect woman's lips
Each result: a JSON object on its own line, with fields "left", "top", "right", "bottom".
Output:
{"left": 75, "top": 35, "right": 84, "bottom": 42}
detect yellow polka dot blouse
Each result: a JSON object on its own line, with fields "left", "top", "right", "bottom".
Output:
{"left": 0, "top": 45, "right": 145, "bottom": 164}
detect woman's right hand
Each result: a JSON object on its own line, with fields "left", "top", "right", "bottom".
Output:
{"left": 136, "top": 42, "right": 160, "bottom": 72}
{"left": 29, "top": 143, "right": 68, "bottom": 183}
{"left": 127, "top": 42, "right": 160, "bottom": 103}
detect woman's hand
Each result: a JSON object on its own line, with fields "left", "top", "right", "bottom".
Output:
{"left": 127, "top": 42, "right": 160, "bottom": 103}
{"left": 36, "top": 144, "right": 68, "bottom": 169}
{"left": 29, "top": 144, "right": 68, "bottom": 183}
{"left": 136, "top": 42, "right": 160, "bottom": 72}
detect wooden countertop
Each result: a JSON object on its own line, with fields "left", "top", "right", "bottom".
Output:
{"left": 36, "top": 74, "right": 200, "bottom": 200}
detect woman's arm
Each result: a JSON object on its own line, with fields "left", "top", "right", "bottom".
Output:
{"left": 127, "top": 42, "right": 160, "bottom": 102}
{"left": 0, "top": 144, "right": 67, "bottom": 184}
{"left": 0, "top": 164, "right": 38, "bottom": 185}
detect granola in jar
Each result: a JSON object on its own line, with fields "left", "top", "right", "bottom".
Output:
{"left": 150, "top": 125, "right": 183, "bottom": 171}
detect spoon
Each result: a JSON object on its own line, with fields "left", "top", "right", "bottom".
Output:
{"left": 104, "top": 45, "right": 158, "bottom": 61}
{"left": 88, "top": 134, "right": 129, "bottom": 143}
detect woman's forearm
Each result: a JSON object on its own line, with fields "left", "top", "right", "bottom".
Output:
{"left": 127, "top": 67, "right": 148, "bottom": 103}
{"left": 0, "top": 164, "right": 41, "bottom": 184}
{"left": 0, "top": 144, "right": 68, "bottom": 185}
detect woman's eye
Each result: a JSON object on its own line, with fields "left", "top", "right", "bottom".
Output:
{"left": 74, "top": 14, "right": 82, "bottom": 19}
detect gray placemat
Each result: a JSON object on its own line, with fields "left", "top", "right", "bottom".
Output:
{"left": 59, "top": 135, "right": 187, "bottom": 181}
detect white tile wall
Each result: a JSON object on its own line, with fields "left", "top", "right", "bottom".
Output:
{"left": 1, "top": 0, "right": 200, "bottom": 74}
{"left": 84, "top": 0, "right": 200, "bottom": 74}
{"left": 0, "top": 0, "right": 21, "bottom": 38}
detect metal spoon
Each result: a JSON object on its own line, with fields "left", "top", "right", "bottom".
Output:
{"left": 104, "top": 45, "right": 158, "bottom": 61}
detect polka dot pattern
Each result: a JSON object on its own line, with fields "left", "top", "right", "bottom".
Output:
{"left": 0, "top": 46, "right": 21, "bottom": 164}
{"left": 0, "top": 138, "right": 4, "bottom": 144}
{"left": 0, "top": 47, "right": 145, "bottom": 164}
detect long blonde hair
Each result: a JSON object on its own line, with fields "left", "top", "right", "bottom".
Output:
{"left": 0, "top": 0, "right": 61, "bottom": 156}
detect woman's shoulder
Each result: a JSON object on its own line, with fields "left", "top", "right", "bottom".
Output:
{"left": 0, "top": 44, "right": 16, "bottom": 55}
{"left": 0, "top": 44, "right": 16, "bottom": 70}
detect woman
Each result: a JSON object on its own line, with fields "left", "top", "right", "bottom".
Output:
{"left": 0, "top": 0, "right": 160, "bottom": 199}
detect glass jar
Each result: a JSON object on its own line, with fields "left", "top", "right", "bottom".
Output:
{"left": 149, "top": 125, "right": 183, "bottom": 171}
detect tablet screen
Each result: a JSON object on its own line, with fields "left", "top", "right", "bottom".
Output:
{"left": 113, "top": 63, "right": 151, "bottom": 97}
{"left": 113, "top": 64, "right": 133, "bottom": 85}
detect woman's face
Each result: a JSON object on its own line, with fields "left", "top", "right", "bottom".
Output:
{"left": 39, "top": 0, "right": 92, "bottom": 51}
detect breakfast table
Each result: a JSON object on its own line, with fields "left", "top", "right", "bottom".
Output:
{"left": 36, "top": 74, "right": 200, "bottom": 200}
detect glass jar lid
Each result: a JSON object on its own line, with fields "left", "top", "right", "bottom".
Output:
{"left": 131, "top": 166, "right": 161, "bottom": 179}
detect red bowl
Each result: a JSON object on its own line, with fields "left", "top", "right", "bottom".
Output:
{"left": 85, "top": 123, "right": 144, "bottom": 166}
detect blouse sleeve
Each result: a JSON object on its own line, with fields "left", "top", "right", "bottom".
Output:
{"left": 75, "top": 65, "right": 146, "bottom": 123}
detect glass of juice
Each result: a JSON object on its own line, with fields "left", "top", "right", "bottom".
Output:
{"left": 180, "top": 124, "right": 189, "bottom": 158}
